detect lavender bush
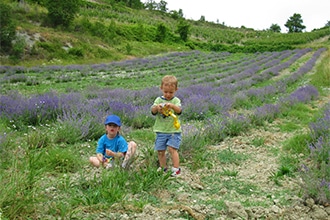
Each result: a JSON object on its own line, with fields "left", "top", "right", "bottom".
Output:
{"left": 300, "top": 102, "right": 330, "bottom": 204}
{"left": 0, "top": 91, "right": 61, "bottom": 129}
{"left": 250, "top": 103, "right": 281, "bottom": 125}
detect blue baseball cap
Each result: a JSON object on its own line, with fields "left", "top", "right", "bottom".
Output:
{"left": 104, "top": 114, "right": 121, "bottom": 126}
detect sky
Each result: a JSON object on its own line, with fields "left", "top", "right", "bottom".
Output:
{"left": 143, "top": 0, "right": 330, "bottom": 32}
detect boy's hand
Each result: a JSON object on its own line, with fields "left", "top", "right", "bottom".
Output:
{"left": 106, "top": 149, "right": 123, "bottom": 158}
{"left": 156, "top": 104, "right": 164, "bottom": 114}
{"left": 106, "top": 149, "right": 113, "bottom": 156}
{"left": 159, "top": 103, "right": 170, "bottom": 116}
{"left": 162, "top": 103, "right": 172, "bottom": 109}
{"left": 162, "top": 103, "right": 181, "bottom": 114}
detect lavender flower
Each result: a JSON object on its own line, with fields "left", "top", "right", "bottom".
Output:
{"left": 280, "top": 85, "right": 319, "bottom": 105}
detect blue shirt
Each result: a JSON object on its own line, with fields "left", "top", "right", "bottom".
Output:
{"left": 96, "top": 133, "right": 128, "bottom": 159}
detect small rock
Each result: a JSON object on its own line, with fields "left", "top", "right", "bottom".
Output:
{"left": 143, "top": 204, "right": 156, "bottom": 215}
{"left": 191, "top": 182, "right": 204, "bottom": 190}
{"left": 311, "top": 206, "right": 328, "bottom": 220}
{"left": 224, "top": 201, "right": 248, "bottom": 219}
{"left": 271, "top": 205, "right": 281, "bottom": 214}
{"left": 305, "top": 198, "right": 315, "bottom": 208}
{"left": 325, "top": 205, "right": 330, "bottom": 215}
{"left": 177, "top": 192, "right": 191, "bottom": 202}
{"left": 168, "top": 209, "right": 181, "bottom": 217}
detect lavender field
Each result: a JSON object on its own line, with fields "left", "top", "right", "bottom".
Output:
{"left": 0, "top": 48, "right": 326, "bottom": 138}
{"left": 0, "top": 48, "right": 330, "bottom": 219}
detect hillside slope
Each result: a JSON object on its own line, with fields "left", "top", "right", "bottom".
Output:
{"left": 1, "top": 0, "right": 330, "bottom": 66}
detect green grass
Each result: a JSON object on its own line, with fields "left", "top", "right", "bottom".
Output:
{"left": 277, "top": 103, "right": 316, "bottom": 133}
{"left": 269, "top": 164, "right": 295, "bottom": 186}
{"left": 277, "top": 120, "right": 302, "bottom": 132}
{"left": 129, "top": 128, "right": 155, "bottom": 143}
{"left": 217, "top": 148, "right": 249, "bottom": 165}
{"left": 282, "top": 133, "right": 312, "bottom": 154}
{"left": 310, "top": 51, "right": 330, "bottom": 89}
{"left": 250, "top": 137, "right": 266, "bottom": 147}
{"left": 220, "top": 168, "right": 239, "bottom": 177}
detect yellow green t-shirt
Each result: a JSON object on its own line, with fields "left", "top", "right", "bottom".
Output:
{"left": 151, "top": 96, "right": 182, "bottom": 133}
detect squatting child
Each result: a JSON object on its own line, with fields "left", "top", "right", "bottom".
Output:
{"left": 89, "top": 114, "right": 137, "bottom": 169}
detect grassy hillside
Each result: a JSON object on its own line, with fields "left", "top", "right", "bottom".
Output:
{"left": 1, "top": 0, "right": 330, "bottom": 66}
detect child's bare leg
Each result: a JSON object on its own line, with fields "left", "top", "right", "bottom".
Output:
{"left": 169, "top": 146, "right": 179, "bottom": 168}
{"left": 158, "top": 150, "right": 167, "bottom": 168}
{"left": 122, "top": 141, "right": 137, "bottom": 167}
{"left": 89, "top": 156, "right": 101, "bottom": 167}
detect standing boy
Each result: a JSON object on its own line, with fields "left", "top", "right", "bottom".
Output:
{"left": 151, "top": 75, "right": 182, "bottom": 176}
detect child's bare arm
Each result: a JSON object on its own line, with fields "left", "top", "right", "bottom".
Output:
{"left": 151, "top": 104, "right": 162, "bottom": 114}
{"left": 106, "top": 149, "right": 123, "bottom": 158}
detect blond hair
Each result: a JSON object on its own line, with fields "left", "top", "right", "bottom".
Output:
{"left": 161, "top": 75, "right": 178, "bottom": 88}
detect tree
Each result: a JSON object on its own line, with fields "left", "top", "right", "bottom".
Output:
{"left": 176, "top": 20, "right": 190, "bottom": 42}
{"left": 170, "top": 9, "right": 183, "bottom": 20}
{"left": 45, "top": 0, "right": 82, "bottom": 28}
{"left": 0, "top": 2, "right": 16, "bottom": 53}
{"left": 126, "top": 0, "right": 144, "bottom": 9}
{"left": 178, "top": 9, "right": 184, "bottom": 18}
{"left": 284, "top": 13, "right": 306, "bottom": 33}
{"left": 157, "top": 0, "right": 167, "bottom": 12}
{"left": 269, "top": 23, "right": 281, "bottom": 33}
{"left": 325, "top": 20, "right": 330, "bottom": 27}
{"left": 155, "top": 23, "right": 167, "bottom": 43}
{"left": 199, "top": 15, "right": 205, "bottom": 22}
{"left": 144, "top": 0, "right": 157, "bottom": 10}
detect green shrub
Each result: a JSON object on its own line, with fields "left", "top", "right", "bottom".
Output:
{"left": 270, "top": 165, "right": 295, "bottom": 186}
{"left": 45, "top": 0, "right": 82, "bottom": 27}
{"left": 0, "top": 2, "right": 16, "bottom": 54}
{"left": 9, "top": 36, "right": 26, "bottom": 62}
{"left": 68, "top": 47, "right": 84, "bottom": 57}
{"left": 283, "top": 133, "right": 311, "bottom": 154}
{"left": 75, "top": 17, "right": 93, "bottom": 33}
{"left": 155, "top": 23, "right": 167, "bottom": 43}
{"left": 181, "top": 133, "right": 211, "bottom": 170}
{"left": 37, "top": 41, "right": 58, "bottom": 52}
{"left": 26, "top": 129, "right": 51, "bottom": 149}
{"left": 44, "top": 147, "right": 82, "bottom": 173}
{"left": 132, "top": 23, "right": 146, "bottom": 42}
{"left": 54, "top": 122, "right": 82, "bottom": 144}
{"left": 116, "top": 24, "right": 135, "bottom": 39}
{"left": 125, "top": 43, "right": 132, "bottom": 55}
{"left": 176, "top": 20, "right": 190, "bottom": 42}
{"left": 90, "top": 21, "right": 108, "bottom": 38}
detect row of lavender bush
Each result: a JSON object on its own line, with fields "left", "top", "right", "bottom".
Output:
{"left": 0, "top": 48, "right": 325, "bottom": 142}
{"left": 0, "top": 49, "right": 310, "bottom": 91}
{"left": 300, "top": 102, "right": 330, "bottom": 204}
